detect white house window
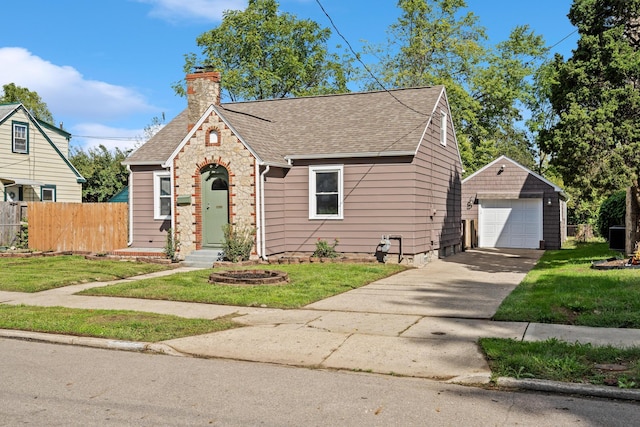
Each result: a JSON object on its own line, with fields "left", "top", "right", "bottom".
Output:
{"left": 309, "top": 165, "right": 343, "bottom": 219}
{"left": 440, "top": 110, "right": 448, "bottom": 146}
{"left": 41, "top": 186, "right": 56, "bottom": 202}
{"left": 12, "top": 121, "right": 28, "bottom": 153}
{"left": 154, "top": 171, "right": 171, "bottom": 220}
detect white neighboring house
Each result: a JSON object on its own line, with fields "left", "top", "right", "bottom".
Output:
{"left": 0, "top": 103, "right": 85, "bottom": 202}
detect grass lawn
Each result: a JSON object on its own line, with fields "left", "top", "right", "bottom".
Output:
{"left": 480, "top": 337, "right": 640, "bottom": 389}
{"left": 80, "top": 263, "right": 408, "bottom": 309}
{"left": 0, "top": 255, "right": 175, "bottom": 293}
{"left": 485, "top": 239, "right": 640, "bottom": 389}
{"left": 493, "top": 240, "right": 640, "bottom": 328}
{"left": 0, "top": 304, "right": 240, "bottom": 342}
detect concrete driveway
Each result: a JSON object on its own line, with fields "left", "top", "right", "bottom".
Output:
{"left": 305, "top": 248, "right": 542, "bottom": 318}
{"left": 165, "top": 248, "right": 542, "bottom": 381}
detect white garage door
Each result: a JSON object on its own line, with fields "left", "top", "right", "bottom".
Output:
{"left": 478, "top": 199, "right": 542, "bottom": 249}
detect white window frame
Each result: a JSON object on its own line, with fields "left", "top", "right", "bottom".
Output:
{"left": 153, "top": 171, "right": 172, "bottom": 220}
{"left": 41, "top": 186, "right": 56, "bottom": 202}
{"left": 12, "top": 121, "right": 28, "bottom": 153}
{"left": 309, "top": 165, "right": 344, "bottom": 220}
{"left": 440, "top": 109, "right": 448, "bottom": 146}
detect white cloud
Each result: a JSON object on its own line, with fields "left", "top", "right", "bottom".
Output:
{"left": 138, "top": 0, "right": 246, "bottom": 23}
{"left": 0, "top": 47, "right": 155, "bottom": 122}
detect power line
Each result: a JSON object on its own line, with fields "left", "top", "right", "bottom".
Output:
{"left": 314, "top": 0, "right": 430, "bottom": 117}
{"left": 73, "top": 135, "right": 139, "bottom": 141}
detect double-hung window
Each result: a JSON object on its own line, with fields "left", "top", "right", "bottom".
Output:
{"left": 12, "top": 121, "right": 28, "bottom": 153}
{"left": 154, "top": 171, "right": 171, "bottom": 220}
{"left": 309, "top": 165, "right": 343, "bottom": 220}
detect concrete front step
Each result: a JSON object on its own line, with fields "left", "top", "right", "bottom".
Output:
{"left": 182, "top": 249, "right": 224, "bottom": 268}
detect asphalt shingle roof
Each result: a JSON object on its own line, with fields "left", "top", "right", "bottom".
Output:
{"left": 125, "top": 86, "right": 444, "bottom": 166}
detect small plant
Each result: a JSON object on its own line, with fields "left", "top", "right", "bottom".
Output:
{"left": 164, "top": 228, "right": 178, "bottom": 261}
{"left": 313, "top": 238, "right": 339, "bottom": 258}
{"left": 222, "top": 224, "right": 255, "bottom": 262}
{"left": 14, "top": 219, "right": 28, "bottom": 249}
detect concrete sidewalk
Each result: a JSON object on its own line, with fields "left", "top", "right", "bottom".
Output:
{"left": 2, "top": 248, "right": 640, "bottom": 392}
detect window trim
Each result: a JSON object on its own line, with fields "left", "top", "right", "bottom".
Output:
{"left": 440, "top": 110, "right": 448, "bottom": 146}
{"left": 308, "top": 165, "right": 344, "bottom": 220}
{"left": 12, "top": 121, "right": 29, "bottom": 153}
{"left": 153, "top": 171, "right": 172, "bottom": 220}
{"left": 41, "top": 185, "right": 56, "bottom": 202}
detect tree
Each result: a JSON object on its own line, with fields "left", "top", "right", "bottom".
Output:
{"left": 70, "top": 145, "right": 130, "bottom": 203}
{"left": 175, "top": 0, "right": 352, "bottom": 101}
{"left": 542, "top": 0, "right": 640, "bottom": 214}
{"left": 362, "top": 0, "right": 547, "bottom": 175}
{"left": 1, "top": 83, "right": 54, "bottom": 124}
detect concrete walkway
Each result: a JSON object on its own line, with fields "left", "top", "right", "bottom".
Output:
{"left": 2, "top": 248, "right": 640, "bottom": 390}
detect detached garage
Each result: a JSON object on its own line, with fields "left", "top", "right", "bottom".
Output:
{"left": 462, "top": 156, "right": 567, "bottom": 250}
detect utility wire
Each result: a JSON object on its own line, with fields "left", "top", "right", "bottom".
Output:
{"left": 314, "top": 0, "right": 430, "bottom": 117}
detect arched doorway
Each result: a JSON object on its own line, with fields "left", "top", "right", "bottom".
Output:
{"left": 201, "top": 164, "right": 229, "bottom": 248}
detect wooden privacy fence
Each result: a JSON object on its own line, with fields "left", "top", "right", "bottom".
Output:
{"left": 28, "top": 202, "right": 128, "bottom": 252}
{"left": 0, "top": 202, "right": 26, "bottom": 247}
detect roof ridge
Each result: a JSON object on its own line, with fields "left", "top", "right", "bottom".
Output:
{"left": 222, "top": 85, "right": 443, "bottom": 106}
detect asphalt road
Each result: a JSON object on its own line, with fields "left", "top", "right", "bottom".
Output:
{"left": 2, "top": 338, "right": 639, "bottom": 426}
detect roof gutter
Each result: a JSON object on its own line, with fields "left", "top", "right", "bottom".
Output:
{"left": 284, "top": 150, "right": 415, "bottom": 162}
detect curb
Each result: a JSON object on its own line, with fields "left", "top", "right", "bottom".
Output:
{"left": 0, "top": 329, "right": 184, "bottom": 357}
{"left": 496, "top": 377, "right": 640, "bottom": 401}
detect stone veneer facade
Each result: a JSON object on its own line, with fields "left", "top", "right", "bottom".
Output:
{"left": 174, "top": 72, "right": 257, "bottom": 260}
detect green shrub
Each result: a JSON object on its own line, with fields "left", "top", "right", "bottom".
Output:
{"left": 222, "top": 224, "right": 255, "bottom": 262}
{"left": 164, "top": 228, "right": 178, "bottom": 261}
{"left": 597, "top": 190, "right": 626, "bottom": 238}
{"left": 313, "top": 238, "right": 339, "bottom": 258}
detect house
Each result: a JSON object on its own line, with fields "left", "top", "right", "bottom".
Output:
{"left": 0, "top": 103, "right": 85, "bottom": 202}
{"left": 123, "top": 70, "right": 463, "bottom": 265}
{"left": 461, "top": 155, "right": 567, "bottom": 250}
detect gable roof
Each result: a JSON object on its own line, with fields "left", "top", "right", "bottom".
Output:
{"left": 463, "top": 155, "right": 566, "bottom": 196}
{"left": 0, "top": 103, "right": 85, "bottom": 183}
{"left": 125, "top": 86, "right": 449, "bottom": 167}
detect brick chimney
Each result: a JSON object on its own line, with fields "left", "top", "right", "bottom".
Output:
{"left": 186, "top": 69, "right": 221, "bottom": 131}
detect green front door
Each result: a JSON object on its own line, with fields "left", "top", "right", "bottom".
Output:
{"left": 201, "top": 167, "right": 229, "bottom": 248}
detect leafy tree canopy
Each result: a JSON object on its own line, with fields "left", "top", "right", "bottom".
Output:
{"left": 1, "top": 83, "right": 54, "bottom": 124}
{"left": 542, "top": 0, "right": 640, "bottom": 209}
{"left": 70, "top": 145, "right": 130, "bottom": 203}
{"left": 175, "top": 0, "right": 352, "bottom": 101}
{"left": 362, "top": 0, "right": 548, "bottom": 175}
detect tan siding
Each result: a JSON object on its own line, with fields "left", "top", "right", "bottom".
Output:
{"left": 264, "top": 168, "right": 286, "bottom": 254}
{"left": 413, "top": 94, "right": 463, "bottom": 254}
{"left": 130, "top": 166, "right": 170, "bottom": 248}
{"left": 266, "top": 159, "right": 421, "bottom": 256}
{"left": 0, "top": 109, "right": 81, "bottom": 202}
{"left": 462, "top": 158, "right": 563, "bottom": 249}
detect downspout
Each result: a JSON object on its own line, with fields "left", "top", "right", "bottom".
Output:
{"left": 169, "top": 163, "right": 175, "bottom": 249}
{"left": 126, "top": 165, "right": 133, "bottom": 246}
{"left": 255, "top": 161, "right": 261, "bottom": 259}
{"left": 260, "top": 164, "right": 270, "bottom": 260}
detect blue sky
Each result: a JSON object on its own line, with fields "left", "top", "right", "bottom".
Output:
{"left": 0, "top": 0, "right": 577, "bottom": 152}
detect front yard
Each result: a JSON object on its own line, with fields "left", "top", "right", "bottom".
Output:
{"left": 0, "top": 255, "right": 174, "bottom": 292}
{"left": 493, "top": 240, "right": 640, "bottom": 328}
{"left": 483, "top": 239, "right": 640, "bottom": 389}
{"left": 78, "top": 263, "right": 408, "bottom": 309}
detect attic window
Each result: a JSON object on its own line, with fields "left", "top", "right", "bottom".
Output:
{"left": 440, "top": 110, "right": 447, "bottom": 146}
{"left": 12, "top": 121, "right": 28, "bottom": 153}
{"left": 206, "top": 128, "right": 220, "bottom": 146}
